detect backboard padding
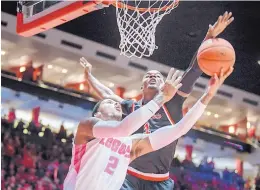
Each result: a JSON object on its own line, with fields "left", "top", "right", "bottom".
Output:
{"left": 17, "top": 1, "right": 113, "bottom": 37}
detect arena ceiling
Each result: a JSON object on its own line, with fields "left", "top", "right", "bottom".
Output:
{"left": 2, "top": 1, "right": 260, "bottom": 95}
{"left": 1, "top": 28, "right": 260, "bottom": 128}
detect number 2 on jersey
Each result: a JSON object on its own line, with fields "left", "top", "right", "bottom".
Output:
{"left": 104, "top": 156, "right": 119, "bottom": 175}
{"left": 144, "top": 122, "right": 150, "bottom": 134}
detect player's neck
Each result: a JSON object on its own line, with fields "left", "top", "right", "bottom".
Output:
{"left": 142, "top": 91, "right": 158, "bottom": 104}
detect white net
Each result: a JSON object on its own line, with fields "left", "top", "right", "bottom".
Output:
{"left": 115, "top": 0, "right": 179, "bottom": 58}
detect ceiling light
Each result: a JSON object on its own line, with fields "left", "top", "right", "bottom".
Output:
{"left": 38, "top": 132, "right": 44, "bottom": 137}
{"left": 206, "top": 111, "right": 211, "bottom": 116}
{"left": 19, "top": 66, "right": 26, "bottom": 72}
{"left": 79, "top": 83, "right": 84, "bottom": 90}
{"left": 258, "top": 60, "right": 260, "bottom": 65}
{"left": 47, "top": 64, "right": 53, "bottom": 69}
{"left": 229, "top": 126, "right": 235, "bottom": 134}
{"left": 225, "top": 108, "right": 232, "bottom": 113}
{"left": 62, "top": 69, "right": 68, "bottom": 73}
{"left": 109, "top": 82, "right": 114, "bottom": 88}
{"left": 1, "top": 50, "right": 6, "bottom": 55}
{"left": 247, "top": 122, "right": 251, "bottom": 129}
{"left": 214, "top": 114, "right": 219, "bottom": 118}
{"left": 23, "top": 129, "right": 28, "bottom": 134}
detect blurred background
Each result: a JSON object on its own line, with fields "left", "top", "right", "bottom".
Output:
{"left": 1, "top": 1, "right": 260, "bottom": 190}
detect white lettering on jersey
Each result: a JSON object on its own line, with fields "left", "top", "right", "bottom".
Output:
{"left": 64, "top": 137, "right": 132, "bottom": 190}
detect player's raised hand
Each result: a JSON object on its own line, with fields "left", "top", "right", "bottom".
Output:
{"left": 162, "top": 68, "right": 183, "bottom": 102}
{"left": 207, "top": 66, "right": 234, "bottom": 96}
{"left": 207, "top": 11, "right": 234, "bottom": 38}
{"left": 80, "top": 57, "right": 92, "bottom": 74}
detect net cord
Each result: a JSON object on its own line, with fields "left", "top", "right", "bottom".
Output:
{"left": 115, "top": 0, "right": 178, "bottom": 58}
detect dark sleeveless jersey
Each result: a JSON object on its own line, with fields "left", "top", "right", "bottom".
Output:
{"left": 121, "top": 95, "right": 185, "bottom": 174}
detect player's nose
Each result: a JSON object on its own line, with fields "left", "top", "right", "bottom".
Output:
{"left": 115, "top": 102, "right": 121, "bottom": 107}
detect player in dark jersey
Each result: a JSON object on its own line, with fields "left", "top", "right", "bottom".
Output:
{"left": 81, "top": 11, "right": 234, "bottom": 190}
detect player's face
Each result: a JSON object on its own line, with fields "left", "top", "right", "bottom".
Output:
{"left": 142, "top": 70, "right": 164, "bottom": 91}
{"left": 98, "top": 99, "right": 123, "bottom": 121}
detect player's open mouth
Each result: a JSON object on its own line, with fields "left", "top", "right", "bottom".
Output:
{"left": 115, "top": 106, "right": 121, "bottom": 111}
{"left": 149, "top": 79, "right": 156, "bottom": 84}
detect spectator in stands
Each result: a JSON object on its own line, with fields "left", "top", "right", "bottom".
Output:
{"left": 171, "top": 156, "right": 182, "bottom": 167}
{"left": 16, "top": 119, "right": 25, "bottom": 133}
{"left": 3, "top": 138, "right": 15, "bottom": 166}
{"left": 44, "top": 125, "right": 54, "bottom": 147}
{"left": 256, "top": 173, "right": 260, "bottom": 190}
{"left": 1, "top": 169, "right": 6, "bottom": 189}
{"left": 57, "top": 122, "right": 67, "bottom": 140}
{"left": 208, "top": 158, "right": 215, "bottom": 171}
{"left": 182, "top": 157, "right": 196, "bottom": 170}
{"left": 223, "top": 167, "right": 231, "bottom": 181}
{"left": 7, "top": 107, "right": 16, "bottom": 123}
{"left": 1, "top": 116, "right": 248, "bottom": 190}
{"left": 57, "top": 160, "right": 69, "bottom": 185}
{"left": 21, "top": 57, "right": 35, "bottom": 82}
{"left": 28, "top": 120, "right": 38, "bottom": 134}
{"left": 22, "top": 145, "right": 36, "bottom": 169}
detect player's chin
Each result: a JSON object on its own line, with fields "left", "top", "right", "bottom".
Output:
{"left": 147, "top": 84, "right": 160, "bottom": 90}
{"left": 115, "top": 112, "right": 123, "bottom": 121}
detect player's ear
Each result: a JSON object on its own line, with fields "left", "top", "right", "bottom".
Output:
{"left": 94, "top": 112, "right": 102, "bottom": 118}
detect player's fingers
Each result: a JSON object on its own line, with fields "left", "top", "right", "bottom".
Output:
{"left": 223, "top": 11, "right": 228, "bottom": 21}
{"left": 219, "top": 67, "right": 224, "bottom": 78}
{"left": 82, "top": 58, "right": 89, "bottom": 65}
{"left": 217, "top": 15, "right": 222, "bottom": 22}
{"left": 81, "top": 60, "right": 88, "bottom": 66}
{"left": 166, "top": 68, "right": 175, "bottom": 81}
{"left": 224, "top": 66, "right": 234, "bottom": 78}
{"left": 80, "top": 61, "right": 86, "bottom": 67}
{"left": 176, "top": 83, "right": 182, "bottom": 89}
{"left": 213, "top": 73, "right": 219, "bottom": 84}
{"left": 81, "top": 57, "right": 87, "bottom": 61}
{"left": 214, "top": 73, "right": 219, "bottom": 80}
{"left": 208, "top": 24, "right": 214, "bottom": 33}
{"left": 226, "top": 17, "right": 234, "bottom": 25}
{"left": 170, "top": 70, "right": 180, "bottom": 83}
{"left": 219, "top": 15, "right": 223, "bottom": 23}
{"left": 172, "top": 76, "right": 182, "bottom": 86}
{"left": 80, "top": 57, "right": 85, "bottom": 63}
{"left": 227, "top": 12, "right": 232, "bottom": 20}
{"left": 225, "top": 12, "right": 232, "bottom": 21}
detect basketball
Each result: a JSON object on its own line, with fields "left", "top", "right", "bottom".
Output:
{"left": 197, "top": 38, "right": 235, "bottom": 76}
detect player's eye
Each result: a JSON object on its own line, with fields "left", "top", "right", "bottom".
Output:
{"left": 107, "top": 100, "right": 113, "bottom": 104}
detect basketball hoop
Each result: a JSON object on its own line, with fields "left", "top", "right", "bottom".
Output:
{"left": 16, "top": 0, "right": 179, "bottom": 58}
{"left": 112, "top": 0, "right": 179, "bottom": 58}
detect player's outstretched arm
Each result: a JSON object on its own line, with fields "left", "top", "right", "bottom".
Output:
{"left": 75, "top": 94, "right": 163, "bottom": 144}
{"left": 204, "top": 11, "right": 234, "bottom": 41}
{"left": 75, "top": 71, "right": 182, "bottom": 144}
{"left": 80, "top": 57, "right": 124, "bottom": 102}
{"left": 131, "top": 67, "right": 233, "bottom": 160}
{"left": 177, "top": 11, "right": 234, "bottom": 97}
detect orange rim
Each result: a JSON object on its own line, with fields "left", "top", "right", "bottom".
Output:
{"left": 112, "top": 0, "right": 179, "bottom": 12}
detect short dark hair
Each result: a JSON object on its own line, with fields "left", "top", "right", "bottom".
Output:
{"left": 92, "top": 100, "right": 102, "bottom": 117}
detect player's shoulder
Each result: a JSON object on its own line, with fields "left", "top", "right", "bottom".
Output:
{"left": 77, "top": 117, "right": 101, "bottom": 135}
{"left": 78, "top": 117, "right": 100, "bottom": 128}
{"left": 121, "top": 99, "right": 135, "bottom": 106}
{"left": 122, "top": 99, "right": 142, "bottom": 107}
{"left": 121, "top": 99, "right": 140, "bottom": 114}
{"left": 129, "top": 133, "right": 149, "bottom": 140}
